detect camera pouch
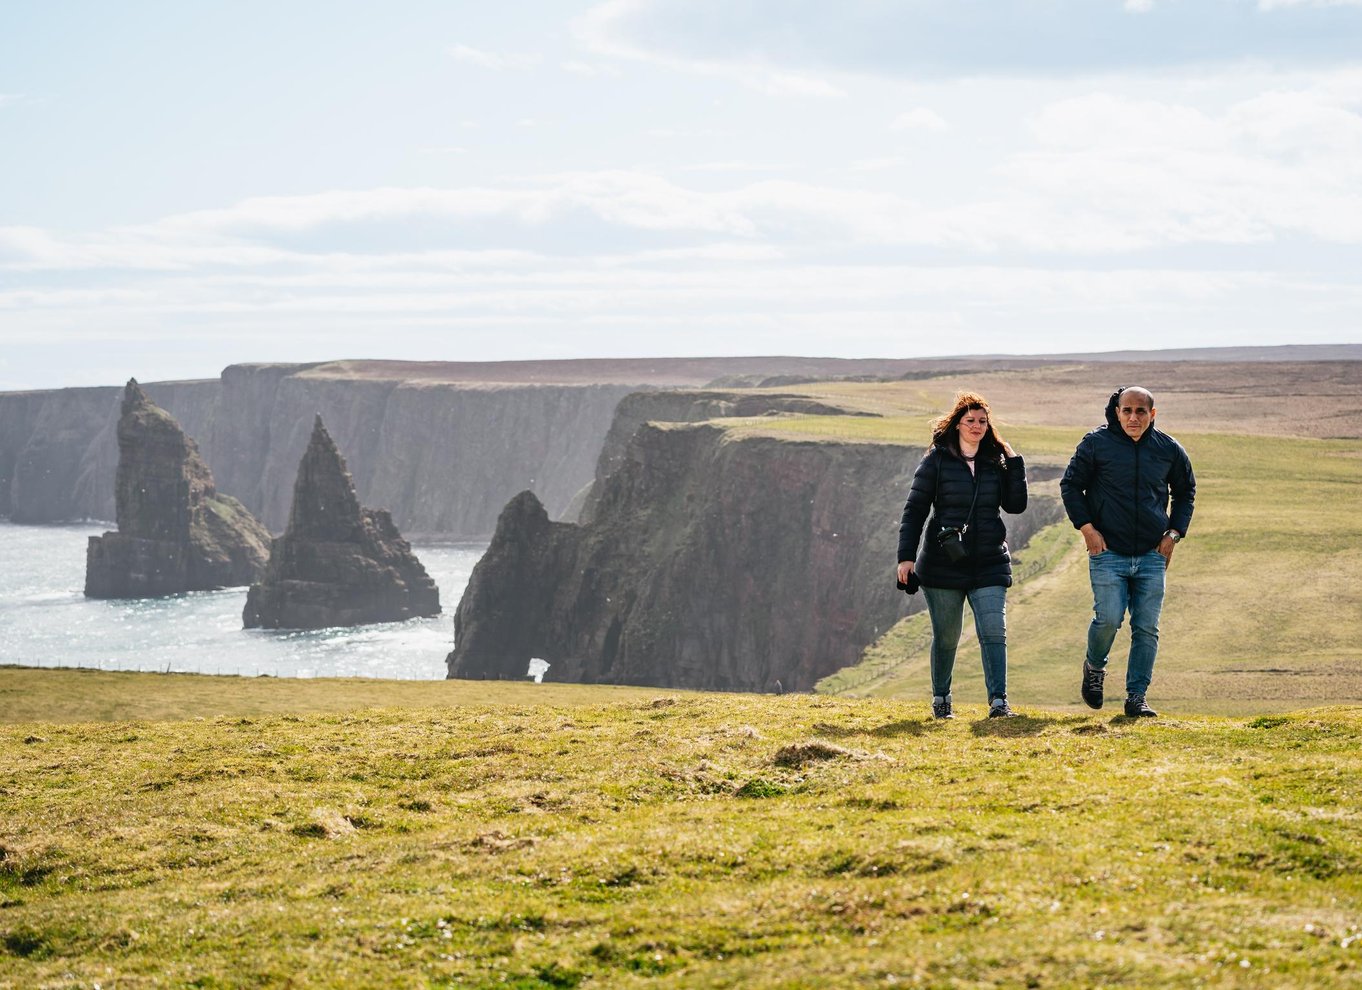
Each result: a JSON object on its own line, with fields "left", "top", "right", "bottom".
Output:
{"left": 936, "top": 526, "right": 969, "bottom": 563}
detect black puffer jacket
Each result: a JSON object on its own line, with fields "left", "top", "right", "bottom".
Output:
{"left": 1060, "top": 389, "right": 1196, "bottom": 556}
{"left": 897, "top": 444, "right": 1028, "bottom": 590}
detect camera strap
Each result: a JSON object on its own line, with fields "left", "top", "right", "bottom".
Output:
{"left": 934, "top": 448, "right": 982, "bottom": 534}
{"left": 962, "top": 463, "right": 980, "bottom": 535}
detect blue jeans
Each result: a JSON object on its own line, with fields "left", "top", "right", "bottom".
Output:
{"left": 922, "top": 585, "right": 1008, "bottom": 702}
{"left": 1086, "top": 550, "right": 1166, "bottom": 696}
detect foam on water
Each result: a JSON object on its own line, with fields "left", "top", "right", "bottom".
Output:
{"left": 0, "top": 521, "right": 484, "bottom": 679}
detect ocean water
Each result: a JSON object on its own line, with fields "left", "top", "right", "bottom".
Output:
{"left": 0, "top": 521, "right": 485, "bottom": 680}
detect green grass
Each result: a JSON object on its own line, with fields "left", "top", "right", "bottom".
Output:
{"left": 2, "top": 675, "right": 1361, "bottom": 988}
{"left": 0, "top": 667, "right": 672, "bottom": 725}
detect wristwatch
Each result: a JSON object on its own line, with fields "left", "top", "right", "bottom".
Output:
{"left": 1164, "top": 529, "right": 1183, "bottom": 543}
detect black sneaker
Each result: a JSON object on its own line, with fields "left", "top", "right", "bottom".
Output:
{"left": 931, "top": 697, "right": 954, "bottom": 720}
{"left": 1124, "top": 695, "right": 1157, "bottom": 718}
{"left": 988, "top": 700, "right": 1020, "bottom": 718}
{"left": 1081, "top": 660, "right": 1105, "bottom": 709}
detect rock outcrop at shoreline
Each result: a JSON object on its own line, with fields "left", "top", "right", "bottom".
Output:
{"left": 449, "top": 414, "right": 1066, "bottom": 692}
{"left": 243, "top": 416, "right": 440, "bottom": 630}
{"left": 84, "top": 380, "right": 270, "bottom": 599}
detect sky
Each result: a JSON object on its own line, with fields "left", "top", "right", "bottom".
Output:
{"left": 1, "top": 0, "right": 1361, "bottom": 390}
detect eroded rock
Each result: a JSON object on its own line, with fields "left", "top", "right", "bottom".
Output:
{"left": 84, "top": 380, "right": 270, "bottom": 598}
{"left": 243, "top": 416, "right": 439, "bottom": 629}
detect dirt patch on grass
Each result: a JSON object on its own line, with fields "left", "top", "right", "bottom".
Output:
{"left": 772, "top": 739, "right": 890, "bottom": 768}
{"left": 468, "top": 830, "right": 537, "bottom": 853}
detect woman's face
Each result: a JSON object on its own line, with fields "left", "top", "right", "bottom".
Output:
{"left": 957, "top": 407, "right": 989, "bottom": 447}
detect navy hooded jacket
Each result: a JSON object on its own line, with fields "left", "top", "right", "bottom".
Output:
{"left": 1060, "top": 388, "right": 1196, "bottom": 556}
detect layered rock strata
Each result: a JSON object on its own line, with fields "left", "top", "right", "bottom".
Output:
{"left": 449, "top": 421, "right": 1066, "bottom": 692}
{"left": 0, "top": 356, "right": 1048, "bottom": 533}
{"left": 572, "top": 389, "right": 871, "bottom": 524}
{"left": 84, "top": 381, "right": 270, "bottom": 598}
{"left": 243, "top": 416, "right": 440, "bottom": 629}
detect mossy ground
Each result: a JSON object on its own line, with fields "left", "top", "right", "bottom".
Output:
{"left": 3, "top": 675, "right": 1362, "bottom": 988}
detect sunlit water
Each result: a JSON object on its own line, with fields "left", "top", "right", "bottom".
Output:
{"left": 0, "top": 521, "right": 486, "bottom": 680}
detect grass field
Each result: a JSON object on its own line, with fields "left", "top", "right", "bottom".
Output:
{"left": 3, "top": 673, "right": 1361, "bottom": 988}
{"left": 5, "top": 362, "right": 1360, "bottom": 987}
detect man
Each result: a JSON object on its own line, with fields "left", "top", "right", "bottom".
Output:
{"left": 1060, "top": 386, "right": 1196, "bottom": 718}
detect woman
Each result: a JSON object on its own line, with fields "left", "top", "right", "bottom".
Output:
{"left": 896, "top": 392, "right": 1028, "bottom": 719}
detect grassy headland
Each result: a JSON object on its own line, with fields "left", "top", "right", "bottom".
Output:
{"left": 3, "top": 676, "right": 1362, "bottom": 988}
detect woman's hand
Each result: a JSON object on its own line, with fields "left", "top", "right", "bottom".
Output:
{"left": 896, "top": 560, "right": 915, "bottom": 584}
{"left": 1001, "top": 440, "right": 1017, "bottom": 458}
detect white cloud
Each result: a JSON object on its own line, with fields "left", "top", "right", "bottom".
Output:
{"left": 448, "top": 44, "right": 539, "bottom": 70}
{"left": 1009, "top": 85, "right": 1362, "bottom": 247}
{"left": 645, "top": 126, "right": 730, "bottom": 139}
{"left": 560, "top": 59, "right": 617, "bottom": 77}
{"left": 680, "top": 161, "right": 788, "bottom": 173}
{"left": 575, "top": 0, "right": 1362, "bottom": 81}
{"left": 891, "top": 108, "right": 947, "bottom": 131}
{"left": 1259, "top": 0, "right": 1362, "bottom": 8}
{"left": 574, "top": 0, "right": 844, "bottom": 96}
{"left": 850, "top": 157, "right": 906, "bottom": 172}
{"left": 5, "top": 79, "right": 1361, "bottom": 280}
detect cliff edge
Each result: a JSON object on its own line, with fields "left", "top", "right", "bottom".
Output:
{"left": 84, "top": 380, "right": 270, "bottom": 598}
{"left": 243, "top": 416, "right": 440, "bottom": 629}
{"left": 449, "top": 419, "right": 1064, "bottom": 692}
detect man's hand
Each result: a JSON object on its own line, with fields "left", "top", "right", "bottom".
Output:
{"left": 1157, "top": 533, "right": 1177, "bottom": 568}
{"left": 897, "top": 561, "right": 915, "bottom": 584}
{"left": 1080, "top": 524, "right": 1107, "bottom": 556}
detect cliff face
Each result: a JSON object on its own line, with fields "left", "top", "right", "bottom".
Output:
{"left": 84, "top": 381, "right": 271, "bottom": 598}
{"left": 450, "top": 423, "right": 1066, "bottom": 692}
{"left": 0, "top": 365, "right": 637, "bottom": 536}
{"left": 573, "top": 389, "right": 865, "bottom": 524}
{"left": 243, "top": 417, "right": 440, "bottom": 630}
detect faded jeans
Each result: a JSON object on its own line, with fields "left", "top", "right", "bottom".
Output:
{"left": 922, "top": 585, "right": 1008, "bottom": 703}
{"left": 1086, "top": 549, "right": 1166, "bottom": 697}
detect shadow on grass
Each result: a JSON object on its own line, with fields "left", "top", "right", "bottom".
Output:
{"left": 968, "top": 714, "right": 1072, "bottom": 737}
{"left": 811, "top": 719, "right": 937, "bottom": 738}
{"left": 869, "top": 718, "right": 936, "bottom": 738}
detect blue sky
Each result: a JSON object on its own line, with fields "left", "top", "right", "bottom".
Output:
{"left": 2, "top": 0, "right": 1360, "bottom": 389}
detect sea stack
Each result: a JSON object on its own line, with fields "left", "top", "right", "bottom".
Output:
{"left": 84, "top": 380, "right": 271, "bottom": 598}
{"left": 243, "top": 416, "right": 440, "bottom": 629}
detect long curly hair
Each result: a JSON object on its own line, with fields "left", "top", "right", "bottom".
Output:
{"left": 931, "top": 391, "right": 1007, "bottom": 462}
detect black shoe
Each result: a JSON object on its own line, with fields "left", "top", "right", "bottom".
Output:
{"left": 988, "top": 700, "right": 1020, "bottom": 718}
{"left": 932, "top": 697, "right": 954, "bottom": 720}
{"left": 1124, "top": 695, "right": 1157, "bottom": 718}
{"left": 1081, "top": 660, "right": 1105, "bottom": 709}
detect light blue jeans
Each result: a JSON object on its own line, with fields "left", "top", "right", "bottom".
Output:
{"left": 1086, "top": 550, "right": 1166, "bottom": 697}
{"left": 922, "top": 585, "right": 1008, "bottom": 703}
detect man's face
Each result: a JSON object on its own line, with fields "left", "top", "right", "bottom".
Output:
{"left": 1118, "top": 391, "right": 1154, "bottom": 440}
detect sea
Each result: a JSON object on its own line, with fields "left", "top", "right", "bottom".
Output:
{"left": 0, "top": 520, "right": 489, "bottom": 680}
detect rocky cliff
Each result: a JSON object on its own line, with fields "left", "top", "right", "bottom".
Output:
{"left": 0, "top": 357, "right": 1045, "bottom": 534}
{"left": 243, "top": 417, "right": 441, "bottom": 630}
{"left": 449, "top": 421, "right": 1066, "bottom": 692}
{"left": 0, "top": 365, "right": 636, "bottom": 535}
{"left": 84, "top": 381, "right": 271, "bottom": 598}
{"left": 572, "top": 388, "right": 870, "bottom": 524}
